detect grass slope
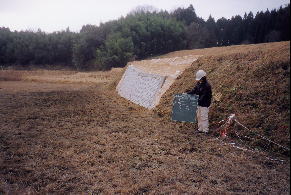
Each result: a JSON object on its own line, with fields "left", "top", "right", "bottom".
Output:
{"left": 155, "top": 41, "right": 290, "bottom": 153}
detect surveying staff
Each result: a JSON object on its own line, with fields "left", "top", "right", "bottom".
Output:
{"left": 187, "top": 70, "right": 212, "bottom": 133}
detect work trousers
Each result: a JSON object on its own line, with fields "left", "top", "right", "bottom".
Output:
{"left": 197, "top": 106, "right": 209, "bottom": 133}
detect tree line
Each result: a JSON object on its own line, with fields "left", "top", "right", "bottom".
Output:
{"left": 0, "top": 4, "right": 289, "bottom": 70}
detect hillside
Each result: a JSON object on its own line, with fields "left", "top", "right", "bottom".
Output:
{"left": 155, "top": 41, "right": 290, "bottom": 153}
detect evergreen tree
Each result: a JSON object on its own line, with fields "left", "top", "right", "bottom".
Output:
{"left": 0, "top": 3, "right": 289, "bottom": 70}
{"left": 172, "top": 4, "right": 198, "bottom": 25}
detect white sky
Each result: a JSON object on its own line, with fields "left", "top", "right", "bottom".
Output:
{"left": 0, "top": 0, "right": 289, "bottom": 33}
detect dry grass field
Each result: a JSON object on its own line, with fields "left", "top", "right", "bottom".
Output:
{"left": 0, "top": 42, "right": 290, "bottom": 194}
{"left": 156, "top": 41, "right": 290, "bottom": 154}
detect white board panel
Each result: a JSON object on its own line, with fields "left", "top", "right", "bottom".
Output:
{"left": 117, "top": 66, "right": 166, "bottom": 109}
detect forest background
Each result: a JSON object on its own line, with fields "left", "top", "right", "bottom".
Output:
{"left": 0, "top": 4, "right": 289, "bottom": 70}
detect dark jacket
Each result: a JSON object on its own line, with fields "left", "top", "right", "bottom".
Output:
{"left": 188, "top": 77, "right": 212, "bottom": 107}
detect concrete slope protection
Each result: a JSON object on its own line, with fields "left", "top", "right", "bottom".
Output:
{"left": 116, "top": 55, "right": 200, "bottom": 109}
{"left": 116, "top": 65, "right": 166, "bottom": 109}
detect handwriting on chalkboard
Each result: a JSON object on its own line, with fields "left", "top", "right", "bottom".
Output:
{"left": 172, "top": 93, "right": 198, "bottom": 123}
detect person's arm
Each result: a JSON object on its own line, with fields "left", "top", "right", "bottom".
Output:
{"left": 187, "top": 84, "right": 198, "bottom": 95}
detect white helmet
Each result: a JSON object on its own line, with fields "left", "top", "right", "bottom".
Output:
{"left": 196, "top": 70, "right": 206, "bottom": 81}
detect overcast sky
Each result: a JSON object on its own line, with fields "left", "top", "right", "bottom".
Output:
{"left": 0, "top": 0, "right": 289, "bottom": 33}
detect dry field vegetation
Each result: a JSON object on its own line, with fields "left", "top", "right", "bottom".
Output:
{"left": 0, "top": 41, "right": 290, "bottom": 194}
{"left": 156, "top": 41, "right": 290, "bottom": 153}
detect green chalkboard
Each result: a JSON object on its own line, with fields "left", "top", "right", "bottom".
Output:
{"left": 172, "top": 93, "right": 198, "bottom": 123}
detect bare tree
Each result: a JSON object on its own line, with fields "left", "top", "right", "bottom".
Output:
{"left": 129, "top": 5, "right": 159, "bottom": 14}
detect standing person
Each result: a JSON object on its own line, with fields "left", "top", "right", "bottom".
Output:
{"left": 187, "top": 70, "right": 212, "bottom": 133}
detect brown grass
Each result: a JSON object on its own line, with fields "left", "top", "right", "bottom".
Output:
{"left": 0, "top": 70, "right": 23, "bottom": 81}
{"left": 0, "top": 42, "right": 290, "bottom": 193}
{"left": 155, "top": 41, "right": 290, "bottom": 153}
{"left": 1, "top": 68, "right": 124, "bottom": 83}
{"left": 0, "top": 83, "right": 289, "bottom": 194}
